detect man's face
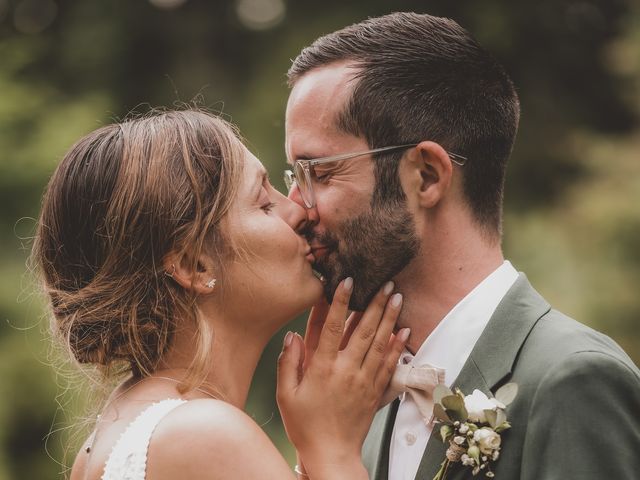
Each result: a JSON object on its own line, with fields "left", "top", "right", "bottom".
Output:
{"left": 285, "top": 63, "right": 419, "bottom": 310}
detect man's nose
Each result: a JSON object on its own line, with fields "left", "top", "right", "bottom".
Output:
{"left": 283, "top": 195, "right": 312, "bottom": 234}
{"left": 287, "top": 184, "right": 319, "bottom": 227}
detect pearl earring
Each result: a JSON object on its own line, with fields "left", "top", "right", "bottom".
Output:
{"left": 205, "top": 279, "right": 217, "bottom": 289}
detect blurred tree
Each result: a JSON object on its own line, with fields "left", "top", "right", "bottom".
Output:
{"left": 0, "top": 0, "right": 638, "bottom": 477}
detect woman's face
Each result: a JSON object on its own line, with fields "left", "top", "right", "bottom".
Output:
{"left": 219, "top": 149, "right": 323, "bottom": 331}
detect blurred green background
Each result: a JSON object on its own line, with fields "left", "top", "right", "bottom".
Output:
{"left": 1, "top": 0, "right": 639, "bottom": 478}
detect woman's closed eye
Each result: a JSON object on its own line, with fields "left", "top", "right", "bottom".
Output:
{"left": 258, "top": 186, "right": 277, "bottom": 213}
{"left": 261, "top": 201, "right": 276, "bottom": 213}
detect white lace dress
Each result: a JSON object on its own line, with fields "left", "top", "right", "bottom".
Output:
{"left": 101, "top": 398, "right": 187, "bottom": 480}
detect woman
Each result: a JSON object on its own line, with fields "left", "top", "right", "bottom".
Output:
{"left": 33, "top": 110, "right": 409, "bottom": 479}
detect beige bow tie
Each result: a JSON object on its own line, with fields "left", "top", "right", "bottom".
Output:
{"left": 381, "top": 363, "right": 446, "bottom": 423}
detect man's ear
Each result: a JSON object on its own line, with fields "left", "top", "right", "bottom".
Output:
{"left": 405, "top": 141, "right": 454, "bottom": 209}
{"left": 163, "top": 251, "right": 218, "bottom": 295}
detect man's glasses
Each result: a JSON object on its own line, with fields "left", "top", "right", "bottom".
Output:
{"left": 284, "top": 143, "right": 467, "bottom": 208}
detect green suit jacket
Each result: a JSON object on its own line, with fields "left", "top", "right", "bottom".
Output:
{"left": 362, "top": 274, "right": 640, "bottom": 479}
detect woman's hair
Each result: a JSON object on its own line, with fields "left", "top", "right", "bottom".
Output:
{"left": 33, "top": 109, "right": 244, "bottom": 391}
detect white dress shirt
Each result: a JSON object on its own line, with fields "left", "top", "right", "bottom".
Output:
{"left": 388, "top": 261, "right": 519, "bottom": 480}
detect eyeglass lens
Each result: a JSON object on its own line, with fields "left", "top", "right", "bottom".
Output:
{"left": 293, "top": 162, "right": 313, "bottom": 207}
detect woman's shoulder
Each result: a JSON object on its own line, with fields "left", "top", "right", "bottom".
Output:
{"left": 146, "top": 399, "right": 293, "bottom": 479}
{"left": 153, "top": 398, "right": 264, "bottom": 451}
{"left": 156, "top": 398, "right": 261, "bottom": 441}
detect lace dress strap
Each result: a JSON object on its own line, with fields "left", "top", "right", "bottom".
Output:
{"left": 101, "top": 398, "right": 187, "bottom": 480}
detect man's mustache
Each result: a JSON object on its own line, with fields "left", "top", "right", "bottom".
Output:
{"left": 302, "top": 227, "right": 339, "bottom": 252}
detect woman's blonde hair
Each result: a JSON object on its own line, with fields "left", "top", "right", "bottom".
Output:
{"left": 33, "top": 109, "right": 244, "bottom": 392}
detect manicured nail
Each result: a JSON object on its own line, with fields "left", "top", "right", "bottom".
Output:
{"left": 383, "top": 281, "right": 394, "bottom": 295}
{"left": 391, "top": 293, "right": 403, "bottom": 308}
{"left": 284, "top": 331, "right": 293, "bottom": 348}
{"left": 398, "top": 328, "right": 411, "bottom": 342}
{"left": 343, "top": 277, "right": 353, "bottom": 292}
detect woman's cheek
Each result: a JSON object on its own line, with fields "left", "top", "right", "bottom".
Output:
{"left": 240, "top": 215, "right": 302, "bottom": 269}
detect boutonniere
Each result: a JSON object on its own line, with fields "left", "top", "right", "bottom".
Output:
{"left": 431, "top": 383, "right": 518, "bottom": 479}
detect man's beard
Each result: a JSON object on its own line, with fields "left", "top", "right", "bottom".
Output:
{"left": 311, "top": 200, "right": 420, "bottom": 311}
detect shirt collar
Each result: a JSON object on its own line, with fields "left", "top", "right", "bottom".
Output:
{"left": 407, "top": 260, "right": 519, "bottom": 386}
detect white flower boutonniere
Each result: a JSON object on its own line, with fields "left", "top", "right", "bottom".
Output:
{"left": 432, "top": 383, "right": 518, "bottom": 480}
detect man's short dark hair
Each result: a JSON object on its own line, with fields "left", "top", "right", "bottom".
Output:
{"left": 288, "top": 12, "right": 520, "bottom": 235}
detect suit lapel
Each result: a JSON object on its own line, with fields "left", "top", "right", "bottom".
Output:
{"left": 413, "top": 274, "right": 550, "bottom": 479}
{"left": 363, "top": 399, "right": 399, "bottom": 480}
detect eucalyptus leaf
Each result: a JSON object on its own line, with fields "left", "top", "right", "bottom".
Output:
{"left": 434, "top": 384, "right": 453, "bottom": 405}
{"left": 495, "top": 421, "right": 512, "bottom": 433}
{"left": 442, "top": 394, "right": 464, "bottom": 412}
{"left": 445, "top": 408, "right": 468, "bottom": 423}
{"left": 484, "top": 409, "right": 498, "bottom": 428}
{"left": 468, "top": 445, "right": 480, "bottom": 463}
{"left": 440, "top": 424, "right": 453, "bottom": 442}
{"left": 433, "top": 403, "right": 451, "bottom": 423}
{"left": 495, "top": 408, "right": 506, "bottom": 427}
{"left": 442, "top": 395, "right": 468, "bottom": 421}
{"left": 495, "top": 383, "right": 518, "bottom": 406}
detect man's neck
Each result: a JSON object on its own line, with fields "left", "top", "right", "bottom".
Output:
{"left": 393, "top": 239, "right": 504, "bottom": 354}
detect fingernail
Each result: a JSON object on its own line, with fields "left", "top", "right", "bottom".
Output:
{"left": 284, "top": 331, "right": 293, "bottom": 348}
{"left": 391, "top": 293, "right": 403, "bottom": 308}
{"left": 343, "top": 277, "right": 353, "bottom": 292}
{"left": 383, "top": 281, "right": 394, "bottom": 295}
{"left": 398, "top": 328, "right": 411, "bottom": 342}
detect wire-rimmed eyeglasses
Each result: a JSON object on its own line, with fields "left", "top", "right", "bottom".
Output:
{"left": 283, "top": 143, "right": 467, "bottom": 208}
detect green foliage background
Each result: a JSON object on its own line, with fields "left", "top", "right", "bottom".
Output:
{"left": 0, "top": 0, "right": 639, "bottom": 478}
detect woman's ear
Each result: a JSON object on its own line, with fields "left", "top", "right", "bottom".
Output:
{"left": 405, "top": 141, "right": 454, "bottom": 209}
{"left": 163, "top": 252, "right": 218, "bottom": 295}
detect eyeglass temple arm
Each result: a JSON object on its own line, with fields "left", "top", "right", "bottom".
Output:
{"left": 307, "top": 144, "right": 419, "bottom": 166}
{"left": 307, "top": 143, "right": 467, "bottom": 167}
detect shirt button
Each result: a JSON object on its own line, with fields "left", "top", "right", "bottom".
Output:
{"left": 405, "top": 432, "right": 417, "bottom": 445}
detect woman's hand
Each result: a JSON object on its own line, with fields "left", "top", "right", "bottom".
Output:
{"left": 276, "top": 278, "right": 409, "bottom": 479}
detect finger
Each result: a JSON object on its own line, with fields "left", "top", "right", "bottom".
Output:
{"left": 315, "top": 277, "right": 353, "bottom": 360}
{"left": 362, "top": 292, "right": 403, "bottom": 371}
{"left": 343, "top": 281, "right": 395, "bottom": 363}
{"left": 295, "top": 333, "right": 305, "bottom": 383}
{"left": 276, "top": 331, "right": 303, "bottom": 406}
{"left": 305, "top": 298, "right": 330, "bottom": 354}
{"left": 374, "top": 327, "right": 411, "bottom": 393}
{"left": 339, "top": 311, "right": 363, "bottom": 350}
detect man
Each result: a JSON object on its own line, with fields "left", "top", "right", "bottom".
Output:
{"left": 284, "top": 12, "right": 640, "bottom": 480}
